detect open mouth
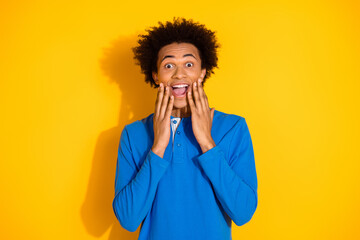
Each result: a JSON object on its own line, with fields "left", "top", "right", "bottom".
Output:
{"left": 171, "top": 84, "right": 189, "bottom": 97}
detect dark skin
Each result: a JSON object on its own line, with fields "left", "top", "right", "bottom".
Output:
{"left": 151, "top": 43, "right": 215, "bottom": 157}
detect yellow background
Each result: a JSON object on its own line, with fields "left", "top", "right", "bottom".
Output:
{"left": 1, "top": 0, "right": 359, "bottom": 239}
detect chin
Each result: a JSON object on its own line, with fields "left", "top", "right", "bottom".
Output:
{"left": 173, "top": 100, "right": 188, "bottom": 109}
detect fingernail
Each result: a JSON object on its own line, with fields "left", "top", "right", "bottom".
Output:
{"left": 194, "top": 82, "right": 197, "bottom": 87}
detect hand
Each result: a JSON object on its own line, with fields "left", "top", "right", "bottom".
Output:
{"left": 187, "top": 78, "right": 216, "bottom": 153}
{"left": 151, "top": 83, "right": 174, "bottom": 158}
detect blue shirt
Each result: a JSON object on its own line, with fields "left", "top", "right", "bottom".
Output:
{"left": 113, "top": 109, "right": 258, "bottom": 240}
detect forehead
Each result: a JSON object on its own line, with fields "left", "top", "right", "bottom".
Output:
{"left": 157, "top": 42, "right": 200, "bottom": 60}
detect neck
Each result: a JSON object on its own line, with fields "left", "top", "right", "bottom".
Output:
{"left": 171, "top": 105, "right": 191, "bottom": 118}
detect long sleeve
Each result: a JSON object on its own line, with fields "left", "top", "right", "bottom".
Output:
{"left": 197, "top": 118, "right": 258, "bottom": 226}
{"left": 112, "top": 126, "right": 170, "bottom": 232}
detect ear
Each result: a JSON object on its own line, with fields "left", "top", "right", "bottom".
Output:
{"left": 200, "top": 69, "right": 206, "bottom": 81}
{"left": 152, "top": 71, "right": 159, "bottom": 85}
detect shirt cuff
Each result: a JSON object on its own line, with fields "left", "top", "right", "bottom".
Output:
{"left": 197, "top": 145, "right": 225, "bottom": 168}
{"left": 148, "top": 149, "right": 171, "bottom": 168}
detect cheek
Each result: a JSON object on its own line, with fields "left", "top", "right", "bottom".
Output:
{"left": 188, "top": 69, "right": 202, "bottom": 79}
{"left": 157, "top": 71, "right": 171, "bottom": 82}
{"left": 191, "top": 66, "right": 202, "bottom": 74}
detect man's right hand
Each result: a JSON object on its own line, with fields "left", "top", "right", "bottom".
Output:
{"left": 151, "top": 83, "right": 174, "bottom": 158}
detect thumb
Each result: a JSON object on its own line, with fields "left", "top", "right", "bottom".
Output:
{"left": 210, "top": 107, "right": 215, "bottom": 122}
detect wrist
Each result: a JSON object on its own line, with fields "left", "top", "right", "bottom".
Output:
{"left": 200, "top": 138, "right": 216, "bottom": 153}
{"left": 151, "top": 145, "right": 165, "bottom": 158}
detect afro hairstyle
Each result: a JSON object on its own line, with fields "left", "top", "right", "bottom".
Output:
{"left": 132, "top": 17, "right": 220, "bottom": 88}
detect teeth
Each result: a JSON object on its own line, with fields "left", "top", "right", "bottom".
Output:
{"left": 172, "top": 84, "right": 188, "bottom": 89}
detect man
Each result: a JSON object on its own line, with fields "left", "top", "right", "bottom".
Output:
{"left": 113, "top": 17, "right": 258, "bottom": 240}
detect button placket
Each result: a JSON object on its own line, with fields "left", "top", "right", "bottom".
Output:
{"left": 172, "top": 120, "right": 184, "bottom": 163}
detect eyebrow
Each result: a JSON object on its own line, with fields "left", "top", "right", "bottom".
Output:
{"left": 160, "top": 54, "right": 197, "bottom": 63}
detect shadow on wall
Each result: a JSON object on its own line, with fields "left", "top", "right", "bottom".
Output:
{"left": 80, "top": 34, "right": 157, "bottom": 239}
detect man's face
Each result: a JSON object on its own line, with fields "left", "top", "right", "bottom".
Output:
{"left": 152, "top": 42, "right": 206, "bottom": 110}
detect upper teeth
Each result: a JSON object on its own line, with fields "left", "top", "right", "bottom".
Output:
{"left": 172, "top": 84, "right": 188, "bottom": 88}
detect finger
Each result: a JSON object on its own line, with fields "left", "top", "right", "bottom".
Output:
{"left": 187, "top": 89, "right": 196, "bottom": 113}
{"left": 211, "top": 107, "right": 215, "bottom": 122}
{"left": 165, "top": 95, "right": 174, "bottom": 119}
{"left": 197, "top": 79, "right": 208, "bottom": 110}
{"left": 155, "top": 83, "right": 164, "bottom": 117}
{"left": 204, "top": 92, "right": 209, "bottom": 110}
{"left": 159, "top": 86, "right": 170, "bottom": 119}
{"left": 192, "top": 81, "right": 201, "bottom": 110}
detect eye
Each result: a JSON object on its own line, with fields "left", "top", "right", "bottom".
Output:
{"left": 185, "top": 62, "right": 193, "bottom": 67}
{"left": 165, "top": 63, "right": 174, "bottom": 69}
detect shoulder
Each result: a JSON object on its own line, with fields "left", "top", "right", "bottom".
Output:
{"left": 210, "top": 109, "right": 247, "bottom": 145}
{"left": 213, "top": 109, "right": 246, "bottom": 130}
{"left": 123, "top": 112, "right": 154, "bottom": 135}
{"left": 212, "top": 110, "right": 253, "bottom": 163}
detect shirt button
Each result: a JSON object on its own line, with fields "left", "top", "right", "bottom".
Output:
{"left": 173, "top": 120, "right": 177, "bottom": 124}
{"left": 177, "top": 143, "right": 181, "bottom": 147}
{"left": 177, "top": 131, "right": 180, "bottom": 134}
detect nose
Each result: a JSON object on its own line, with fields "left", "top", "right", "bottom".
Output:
{"left": 172, "top": 66, "right": 186, "bottom": 79}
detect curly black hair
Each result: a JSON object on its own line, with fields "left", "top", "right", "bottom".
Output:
{"left": 132, "top": 17, "right": 220, "bottom": 88}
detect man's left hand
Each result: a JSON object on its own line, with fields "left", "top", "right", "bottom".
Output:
{"left": 187, "top": 78, "right": 216, "bottom": 153}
